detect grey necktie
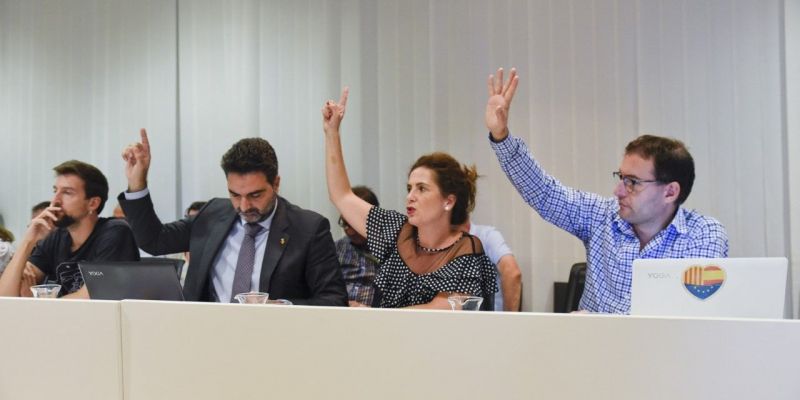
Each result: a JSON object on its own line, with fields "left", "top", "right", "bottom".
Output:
{"left": 230, "top": 222, "right": 264, "bottom": 302}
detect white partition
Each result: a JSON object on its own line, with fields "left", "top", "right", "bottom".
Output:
{"left": 121, "top": 301, "right": 800, "bottom": 400}
{"left": 0, "top": 298, "right": 122, "bottom": 400}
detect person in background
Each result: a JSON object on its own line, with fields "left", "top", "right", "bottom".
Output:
{"left": 0, "top": 227, "right": 15, "bottom": 276}
{"left": 335, "top": 186, "right": 381, "bottom": 307}
{"left": 186, "top": 201, "right": 207, "bottom": 218}
{"left": 22, "top": 201, "right": 50, "bottom": 285}
{"left": 461, "top": 220, "right": 522, "bottom": 311}
{"left": 112, "top": 203, "right": 126, "bottom": 219}
{"left": 30, "top": 201, "right": 50, "bottom": 221}
{"left": 0, "top": 160, "right": 140, "bottom": 298}
{"left": 179, "top": 201, "right": 207, "bottom": 286}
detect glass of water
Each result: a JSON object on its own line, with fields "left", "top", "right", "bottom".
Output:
{"left": 234, "top": 291, "right": 269, "bottom": 304}
{"left": 447, "top": 294, "right": 483, "bottom": 311}
{"left": 30, "top": 284, "right": 62, "bottom": 299}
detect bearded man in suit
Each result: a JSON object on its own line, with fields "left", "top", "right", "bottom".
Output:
{"left": 119, "top": 130, "right": 347, "bottom": 305}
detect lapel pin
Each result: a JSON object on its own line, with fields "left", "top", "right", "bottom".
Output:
{"left": 280, "top": 237, "right": 286, "bottom": 247}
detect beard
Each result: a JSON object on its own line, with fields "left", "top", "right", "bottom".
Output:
{"left": 55, "top": 214, "right": 77, "bottom": 229}
{"left": 237, "top": 197, "right": 277, "bottom": 223}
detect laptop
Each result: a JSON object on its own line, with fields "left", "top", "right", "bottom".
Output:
{"left": 630, "top": 257, "right": 790, "bottom": 319}
{"left": 79, "top": 261, "right": 185, "bottom": 301}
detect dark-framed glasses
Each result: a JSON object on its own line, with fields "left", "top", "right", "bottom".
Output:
{"left": 612, "top": 171, "right": 660, "bottom": 193}
{"left": 338, "top": 216, "right": 350, "bottom": 229}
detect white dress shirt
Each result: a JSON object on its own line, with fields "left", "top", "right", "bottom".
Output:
{"left": 124, "top": 188, "right": 277, "bottom": 302}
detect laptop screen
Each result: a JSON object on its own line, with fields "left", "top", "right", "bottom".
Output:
{"left": 79, "top": 261, "right": 185, "bottom": 301}
{"left": 630, "top": 257, "right": 789, "bottom": 319}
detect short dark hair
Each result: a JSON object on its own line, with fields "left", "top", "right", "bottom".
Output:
{"left": 53, "top": 160, "right": 110, "bottom": 213}
{"left": 625, "top": 135, "right": 694, "bottom": 205}
{"left": 409, "top": 152, "right": 478, "bottom": 225}
{"left": 31, "top": 201, "right": 51, "bottom": 216}
{"left": 185, "top": 201, "right": 207, "bottom": 216}
{"left": 352, "top": 186, "right": 379, "bottom": 207}
{"left": 220, "top": 138, "right": 279, "bottom": 184}
{"left": 339, "top": 186, "right": 380, "bottom": 228}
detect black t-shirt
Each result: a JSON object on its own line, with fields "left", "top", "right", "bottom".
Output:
{"left": 28, "top": 217, "right": 140, "bottom": 296}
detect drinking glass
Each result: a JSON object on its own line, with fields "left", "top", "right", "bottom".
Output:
{"left": 30, "top": 284, "right": 61, "bottom": 299}
{"left": 447, "top": 294, "right": 483, "bottom": 311}
{"left": 234, "top": 291, "right": 269, "bottom": 304}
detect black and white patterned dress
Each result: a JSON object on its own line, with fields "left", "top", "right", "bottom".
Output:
{"left": 366, "top": 206, "right": 498, "bottom": 310}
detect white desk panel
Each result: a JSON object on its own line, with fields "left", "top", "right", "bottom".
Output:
{"left": 0, "top": 298, "right": 122, "bottom": 400}
{"left": 121, "top": 301, "right": 800, "bottom": 400}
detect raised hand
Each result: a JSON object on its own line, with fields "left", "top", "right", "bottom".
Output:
{"left": 322, "top": 87, "right": 349, "bottom": 135}
{"left": 121, "top": 128, "right": 151, "bottom": 192}
{"left": 485, "top": 67, "right": 519, "bottom": 141}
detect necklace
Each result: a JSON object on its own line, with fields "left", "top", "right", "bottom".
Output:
{"left": 415, "top": 232, "right": 463, "bottom": 253}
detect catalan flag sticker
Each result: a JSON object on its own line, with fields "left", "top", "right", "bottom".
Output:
{"left": 682, "top": 265, "right": 726, "bottom": 300}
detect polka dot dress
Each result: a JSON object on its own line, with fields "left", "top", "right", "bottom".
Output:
{"left": 366, "top": 206, "right": 498, "bottom": 310}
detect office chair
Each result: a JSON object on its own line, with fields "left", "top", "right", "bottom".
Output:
{"left": 564, "top": 262, "right": 587, "bottom": 312}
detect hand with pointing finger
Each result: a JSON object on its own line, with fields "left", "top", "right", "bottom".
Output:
{"left": 121, "top": 128, "right": 151, "bottom": 192}
{"left": 322, "top": 87, "right": 349, "bottom": 136}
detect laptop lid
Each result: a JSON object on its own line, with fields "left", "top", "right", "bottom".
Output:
{"left": 630, "top": 257, "right": 789, "bottom": 319}
{"left": 79, "top": 261, "right": 185, "bottom": 301}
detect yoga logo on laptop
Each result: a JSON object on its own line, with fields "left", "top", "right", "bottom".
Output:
{"left": 682, "top": 265, "right": 725, "bottom": 300}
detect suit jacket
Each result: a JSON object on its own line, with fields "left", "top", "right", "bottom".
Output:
{"left": 119, "top": 192, "right": 347, "bottom": 306}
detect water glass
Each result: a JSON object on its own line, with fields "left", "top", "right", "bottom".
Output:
{"left": 447, "top": 294, "right": 483, "bottom": 311}
{"left": 234, "top": 291, "right": 269, "bottom": 304}
{"left": 30, "top": 284, "right": 61, "bottom": 299}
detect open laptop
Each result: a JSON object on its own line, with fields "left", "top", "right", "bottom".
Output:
{"left": 79, "top": 261, "right": 185, "bottom": 301}
{"left": 630, "top": 257, "right": 790, "bottom": 319}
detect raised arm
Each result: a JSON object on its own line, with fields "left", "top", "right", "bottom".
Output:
{"left": 322, "top": 87, "right": 372, "bottom": 238}
{"left": 485, "top": 68, "right": 612, "bottom": 241}
{"left": 485, "top": 67, "right": 519, "bottom": 141}
{"left": 119, "top": 129, "right": 192, "bottom": 255}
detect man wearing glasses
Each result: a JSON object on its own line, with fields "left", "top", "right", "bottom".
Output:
{"left": 335, "top": 185, "right": 381, "bottom": 307}
{"left": 484, "top": 68, "right": 728, "bottom": 313}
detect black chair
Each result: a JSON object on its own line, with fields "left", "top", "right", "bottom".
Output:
{"left": 139, "top": 257, "right": 185, "bottom": 279}
{"left": 564, "top": 262, "right": 587, "bottom": 312}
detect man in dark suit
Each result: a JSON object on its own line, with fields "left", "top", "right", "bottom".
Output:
{"left": 119, "top": 129, "right": 347, "bottom": 306}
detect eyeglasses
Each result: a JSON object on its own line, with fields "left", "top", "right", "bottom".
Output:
{"left": 612, "top": 171, "right": 660, "bottom": 193}
{"left": 338, "top": 216, "right": 349, "bottom": 229}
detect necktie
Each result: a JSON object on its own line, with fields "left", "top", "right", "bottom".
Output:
{"left": 230, "top": 222, "right": 264, "bottom": 302}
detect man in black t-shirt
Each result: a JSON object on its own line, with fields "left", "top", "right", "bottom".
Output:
{"left": 0, "top": 160, "right": 139, "bottom": 298}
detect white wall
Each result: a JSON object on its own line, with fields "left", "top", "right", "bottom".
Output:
{"left": 0, "top": 0, "right": 178, "bottom": 228}
{"left": 1, "top": 0, "right": 795, "bottom": 313}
